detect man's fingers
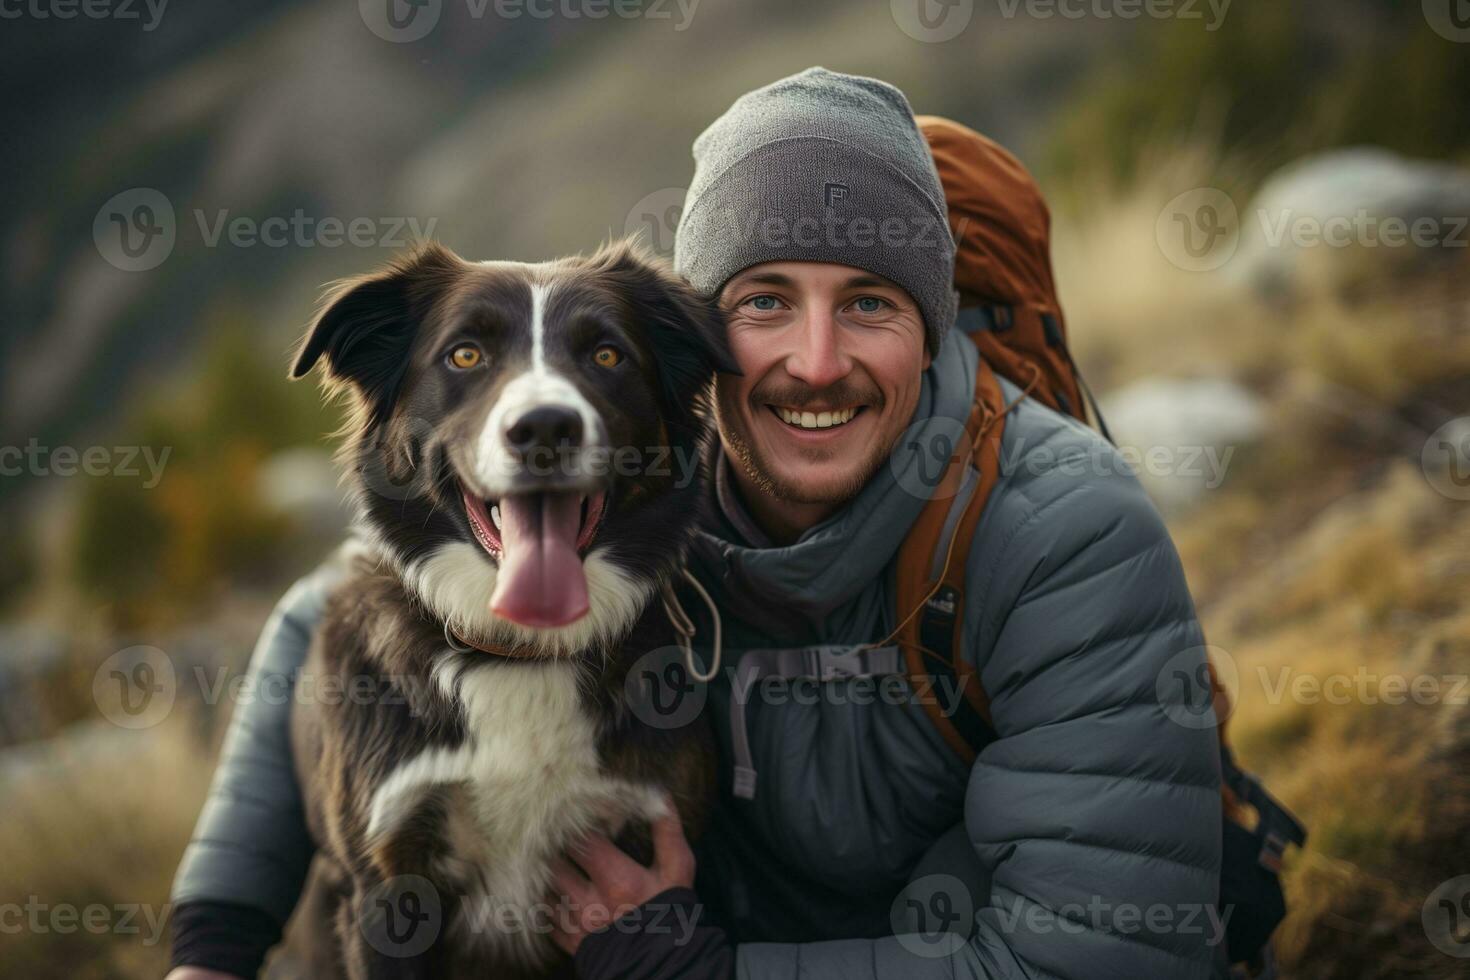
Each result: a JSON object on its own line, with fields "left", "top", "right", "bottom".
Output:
{"left": 549, "top": 857, "right": 595, "bottom": 912}
{"left": 569, "top": 832, "right": 628, "bottom": 881}
{"left": 652, "top": 806, "right": 695, "bottom": 884}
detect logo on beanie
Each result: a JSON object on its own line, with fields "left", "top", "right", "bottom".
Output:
{"left": 823, "top": 182, "right": 849, "bottom": 207}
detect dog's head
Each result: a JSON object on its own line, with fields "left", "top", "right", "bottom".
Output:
{"left": 292, "top": 239, "right": 734, "bottom": 654}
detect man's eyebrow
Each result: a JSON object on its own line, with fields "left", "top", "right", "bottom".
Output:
{"left": 841, "top": 274, "right": 893, "bottom": 289}
{"left": 732, "top": 271, "right": 796, "bottom": 288}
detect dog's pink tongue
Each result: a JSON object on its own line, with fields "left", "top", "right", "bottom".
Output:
{"left": 490, "top": 492, "right": 589, "bottom": 628}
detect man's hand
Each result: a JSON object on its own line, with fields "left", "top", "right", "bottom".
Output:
{"left": 548, "top": 807, "right": 695, "bottom": 956}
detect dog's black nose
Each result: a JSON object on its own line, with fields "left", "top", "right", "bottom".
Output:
{"left": 504, "top": 405, "right": 584, "bottom": 456}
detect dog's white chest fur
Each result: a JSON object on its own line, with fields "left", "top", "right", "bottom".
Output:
{"left": 367, "top": 659, "right": 664, "bottom": 962}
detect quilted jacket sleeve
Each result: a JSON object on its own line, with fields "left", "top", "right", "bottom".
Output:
{"left": 169, "top": 566, "right": 332, "bottom": 923}
{"left": 736, "top": 426, "right": 1224, "bottom": 979}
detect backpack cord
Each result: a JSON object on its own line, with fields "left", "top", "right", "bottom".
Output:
{"left": 660, "top": 567, "right": 723, "bottom": 683}
{"left": 1059, "top": 344, "right": 1115, "bottom": 444}
{"left": 866, "top": 368, "right": 1038, "bottom": 653}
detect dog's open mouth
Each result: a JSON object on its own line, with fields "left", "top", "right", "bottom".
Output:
{"left": 462, "top": 486, "right": 607, "bottom": 629}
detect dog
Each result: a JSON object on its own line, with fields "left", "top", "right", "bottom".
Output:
{"left": 285, "top": 239, "right": 730, "bottom": 979}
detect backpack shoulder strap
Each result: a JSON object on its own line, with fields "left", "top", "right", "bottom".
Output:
{"left": 891, "top": 353, "right": 1012, "bottom": 763}
{"left": 895, "top": 350, "right": 1250, "bottom": 796}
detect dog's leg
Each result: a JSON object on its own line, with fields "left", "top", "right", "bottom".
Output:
{"left": 272, "top": 855, "right": 350, "bottom": 980}
{"left": 335, "top": 877, "right": 447, "bottom": 980}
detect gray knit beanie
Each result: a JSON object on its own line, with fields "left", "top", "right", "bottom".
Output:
{"left": 674, "top": 67, "right": 957, "bottom": 354}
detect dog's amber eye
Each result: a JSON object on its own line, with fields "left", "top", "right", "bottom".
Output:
{"left": 448, "top": 345, "right": 482, "bottom": 370}
{"left": 593, "top": 345, "right": 622, "bottom": 369}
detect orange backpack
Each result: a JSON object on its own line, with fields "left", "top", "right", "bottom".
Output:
{"left": 885, "top": 116, "right": 1305, "bottom": 975}
{"left": 885, "top": 115, "right": 1116, "bottom": 762}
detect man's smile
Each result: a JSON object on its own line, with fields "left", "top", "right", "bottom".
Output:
{"left": 768, "top": 404, "right": 867, "bottom": 430}
{"left": 760, "top": 402, "right": 874, "bottom": 444}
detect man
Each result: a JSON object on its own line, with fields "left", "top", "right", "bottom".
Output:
{"left": 169, "top": 68, "right": 1221, "bottom": 979}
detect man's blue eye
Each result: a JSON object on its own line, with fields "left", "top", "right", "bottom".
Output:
{"left": 855, "top": 297, "right": 884, "bottom": 313}
{"left": 750, "top": 295, "right": 778, "bottom": 311}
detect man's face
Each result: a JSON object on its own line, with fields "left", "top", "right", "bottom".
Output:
{"left": 715, "top": 261, "right": 930, "bottom": 506}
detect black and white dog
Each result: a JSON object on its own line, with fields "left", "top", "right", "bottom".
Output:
{"left": 287, "top": 239, "right": 730, "bottom": 978}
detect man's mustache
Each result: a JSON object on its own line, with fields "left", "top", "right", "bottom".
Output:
{"left": 750, "top": 378, "right": 882, "bottom": 410}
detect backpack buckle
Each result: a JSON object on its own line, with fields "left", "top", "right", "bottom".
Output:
{"left": 1222, "top": 746, "right": 1308, "bottom": 871}
{"left": 1258, "top": 831, "right": 1289, "bottom": 874}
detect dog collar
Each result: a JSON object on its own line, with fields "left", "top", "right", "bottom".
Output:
{"left": 443, "top": 622, "right": 538, "bottom": 660}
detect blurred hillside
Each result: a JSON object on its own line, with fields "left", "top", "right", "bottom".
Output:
{"left": 1, "top": 0, "right": 1464, "bottom": 623}
{"left": 1, "top": 2, "right": 1468, "bottom": 978}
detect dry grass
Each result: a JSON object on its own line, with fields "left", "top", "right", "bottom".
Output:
{"left": 0, "top": 712, "right": 214, "bottom": 980}
{"left": 1053, "top": 149, "right": 1470, "bottom": 977}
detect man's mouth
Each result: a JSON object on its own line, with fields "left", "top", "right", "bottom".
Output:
{"left": 461, "top": 485, "right": 606, "bottom": 629}
{"left": 768, "top": 405, "right": 867, "bottom": 431}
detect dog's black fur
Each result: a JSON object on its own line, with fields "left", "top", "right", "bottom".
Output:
{"left": 285, "top": 240, "right": 730, "bottom": 979}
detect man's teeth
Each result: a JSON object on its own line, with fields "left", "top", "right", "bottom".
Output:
{"left": 777, "top": 406, "right": 858, "bottom": 429}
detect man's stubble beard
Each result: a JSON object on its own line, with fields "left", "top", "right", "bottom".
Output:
{"left": 714, "top": 378, "right": 891, "bottom": 507}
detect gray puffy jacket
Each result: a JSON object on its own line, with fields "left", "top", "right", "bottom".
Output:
{"left": 172, "top": 327, "right": 1223, "bottom": 978}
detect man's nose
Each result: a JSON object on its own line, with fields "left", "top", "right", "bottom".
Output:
{"left": 784, "top": 309, "right": 851, "bottom": 389}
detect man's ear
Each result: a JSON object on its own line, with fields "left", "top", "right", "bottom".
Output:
{"left": 290, "top": 241, "right": 462, "bottom": 423}
{"left": 589, "top": 240, "right": 739, "bottom": 424}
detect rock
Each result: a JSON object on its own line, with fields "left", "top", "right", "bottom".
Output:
{"left": 1100, "top": 377, "right": 1267, "bottom": 513}
{"left": 257, "top": 446, "right": 352, "bottom": 541}
{"left": 0, "top": 719, "right": 134, "bottom": 792}
{"left": 1233, "top": 147, "right": 1470, "bottom": 303}
{"left": 0, "top": 625, "right": 69, "bottom": 746}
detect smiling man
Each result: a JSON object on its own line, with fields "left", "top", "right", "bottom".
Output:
{"left": 714, "top": 261, "right": 931, "bottom": 541}
{"left": 168, "top": 69, "right": 1223, "bottom": 980}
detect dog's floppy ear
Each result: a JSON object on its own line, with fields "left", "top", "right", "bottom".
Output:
{"left": 590, "top": 240, "right": 738, "bottom": 426}
{"left": 290, "top": 241, "right": 461, "bottom": 423}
